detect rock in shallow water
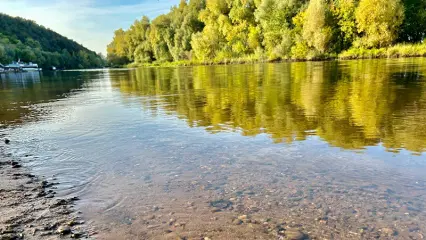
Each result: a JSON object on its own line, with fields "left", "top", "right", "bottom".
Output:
{"left": 232, "top": 219, "right": 243, "bottom": 225}
{"left": 285, "top": 230, "right": 305, "bottom": 240}
{"left": 56, "top": 225, "right": 71, "bottom": 235}
{"left": 380, "top": 227, "right": 396, "bottom": 236}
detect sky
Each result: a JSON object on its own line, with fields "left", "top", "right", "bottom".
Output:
{"left": 0, "top": 0, "right": 180, "bottom": 54}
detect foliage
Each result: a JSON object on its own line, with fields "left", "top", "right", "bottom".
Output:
{"left": 339, "top": 43, "right": 426, "bottom": 59}
{"left": 302, "top": 0, "right": 332, "bottom": 53}
{"left": 254, "top": 0, "right": 306, "bottom": 59}
{"left": 398, "top": 0, "right": 426, "bottom": 42}
{"left": 332, "top": 0, "right": 357, "bottom": 50}
{"left": 0, "top": 13, "right": 105, "bottom": 69}
{"left": 107, "top": 0, "right": 426, "bottom": 66}
{"left": 355, "top": 0, "right": 405, "bottom": 48}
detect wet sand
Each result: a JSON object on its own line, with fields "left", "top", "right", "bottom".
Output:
{"left": 0, "top": 141, "right": 89, "bottom": 240}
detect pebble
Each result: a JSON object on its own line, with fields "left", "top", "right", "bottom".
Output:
{"left": 285, "top": 230, "right": 305, "bottom": 240}
{"left": 71, "top": 232, "right": 83, "bottom": 238}
{"left": 168, "top": 218, "right": 176, "bottom": 226}
{"left": 211, "top": 208, "right": 221, "bottom": 213}
{"left": 380, "top": 227, "right": 396, "bottom": 236}
{"left": 56, "top": 225, "right": 71, "bottom": 235}
{"left": 146, "top": 224, "right": 160, "bottom": 229}
{"left": 4, "top": 139, "right": 10, "bottom": 144}
{"left": 67, "top": 219, "right": 77, "bottom": 226}
{"left": 319, "top": 220, "right": 327, "bottom": 225}
{"left": 232, "top": 219, "right": 243, "bottom": 225}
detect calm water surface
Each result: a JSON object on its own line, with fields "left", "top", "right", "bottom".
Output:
{"left": 1, "top": 59, "right": 426, "bottom": 239}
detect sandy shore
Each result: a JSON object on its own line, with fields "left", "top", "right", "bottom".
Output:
{"left": 0, "top": 140, "right": 90, "bottom": 240}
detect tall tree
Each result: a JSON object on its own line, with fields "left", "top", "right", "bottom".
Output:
{"left": 191, "top": 0, "right": 228, "bottom": 60}
{"left": 149, "top": 14, "right": 174, "bottom": 62}
{"left": 355, "top": 0, "right": 405, "bottom": 48}
{"left": 332, "top": 0, "right": 357, "bottom": 50}
{"left": 255, "top": 0, "right": 306, "bottom": 59}
{"left": 398, "top": 0, "right": 426, "bottom": 42}
{"left": 107, "top": 29, "right": 130, "bottom": 66}
{"left": 302, "top": 0, "right": 333, "bottom": 54}
{"left": 169, "top": 0, "right": 206, "bottom": 61}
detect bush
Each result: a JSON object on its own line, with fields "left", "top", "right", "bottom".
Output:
{"left": 339, "top": 43, "right": 426, "bottom": 60}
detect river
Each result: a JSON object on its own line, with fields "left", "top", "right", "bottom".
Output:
{"left": 1, "top": 59, "right": 425, "bottom": 239}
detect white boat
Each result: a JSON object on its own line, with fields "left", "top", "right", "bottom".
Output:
{"left": 5, "top": 60, "right": 42, "bottom": 72}
{"left": 21, "top": 62, "right": 42, "bottom": 71}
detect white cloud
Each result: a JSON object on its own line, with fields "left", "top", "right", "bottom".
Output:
{"left": 0, "top": 0, "right": 179, "bottom": 54}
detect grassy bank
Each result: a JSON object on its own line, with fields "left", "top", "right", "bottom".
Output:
{"left": 339, "top": 43, "right": 426, "bottom": 60}
{"left": 126, "top": 54, "right": 270, "bottom": 68}
{"left": 122, "top": 43, "right": 426, "bottom": 68}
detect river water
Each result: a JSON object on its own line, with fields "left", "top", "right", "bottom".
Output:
{"left": 1, "top": 59, "right": 426, "bottom": 239}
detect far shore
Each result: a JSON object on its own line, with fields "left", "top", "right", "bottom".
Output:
{"left": 119, "top": 46, "right": 426, "bottom": 69}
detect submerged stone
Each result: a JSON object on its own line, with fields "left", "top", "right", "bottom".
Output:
{"left": 210, "top": 199, "right": 232, "bottom": 210}
{"left": 285, "top": 230, "right": 305, "bottom": 240}
{"left": 56, "top": 225, "right": 71, "bottom": 235}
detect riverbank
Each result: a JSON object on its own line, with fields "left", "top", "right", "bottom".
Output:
{"left": 122, "top": 44, "right": 426, "bottom": 68}
{"left": 0, "top": 137, "right": 89, "bottom": 240}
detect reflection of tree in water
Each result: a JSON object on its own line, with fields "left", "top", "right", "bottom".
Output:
{"left": 0, "top": 71, "right": 96, "bottom": 126}
{"left": 111, "top": 59, "right": 426, "bottom": 153}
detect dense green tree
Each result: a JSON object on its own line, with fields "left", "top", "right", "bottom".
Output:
{"left": 303, "top": 0, "right": 333, "bottom": 54}
{"left": 125, "top": 16, "right": 152, "bottom": 62}
{"left": 168, "top": 0, "right": 205, "bottom": 61}
{"left": 107, "top": 29, "right": 131, "bottom": 66}
{"left": 398, "top": 0, "right": 426, "bottom": 42}
{"left": 149, "top": 14, "right": 174, "bottom": 62}
{"left": 226, "top": 0, "right": 260, "bottom": 56}
{"left": 255, "top": 0, "right": 306, "bottom": 59}
{"left": 191, "top": 0, "right": 228, "bottom": 60}
{"left": 355, "top": 0, "right": 405, "bottom": 48}
{"left": 332, "top": 0, "right": 357, "bottom": 50}
{"left": 0, "top": 45, "right": 8, "bottom": 63}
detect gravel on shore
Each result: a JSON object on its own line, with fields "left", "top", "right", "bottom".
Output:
{"left": 0, "top": 141, "right": 90, "bottom": 240}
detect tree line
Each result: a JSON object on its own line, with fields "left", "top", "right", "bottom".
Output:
{"left": 107, "top": 0, "right": 426, "bottom": 66}
{"left": 0, "top": 13, "right": 105, "bottom": 69}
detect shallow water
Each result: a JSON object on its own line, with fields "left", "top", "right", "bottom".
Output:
{"left": 1, "top": 59, "right": 426, "bottom": 239}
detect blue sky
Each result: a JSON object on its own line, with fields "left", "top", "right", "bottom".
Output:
{"left": 1, "top": 0, "right": 180, "bottom": 54}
